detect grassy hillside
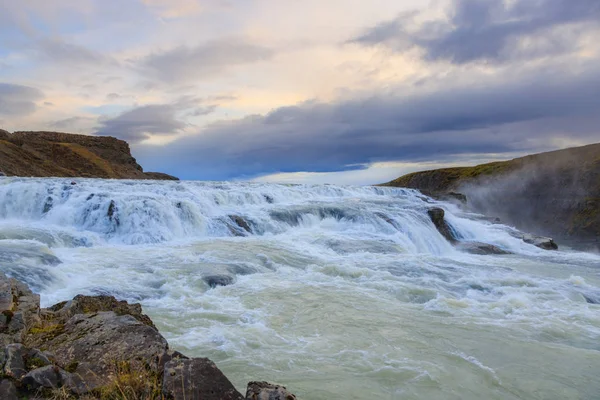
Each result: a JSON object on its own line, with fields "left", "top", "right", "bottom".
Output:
{"left": 0, "top": 130, "right": 178, "bottom": 180}
{"left": 383, "top": 143, "right": 600, "bottom": 247}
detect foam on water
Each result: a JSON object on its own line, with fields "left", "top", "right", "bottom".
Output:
{"left": 1, "top": 177, "right": 599, "bottom": 399}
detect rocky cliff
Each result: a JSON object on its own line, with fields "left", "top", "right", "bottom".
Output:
{"left": 0, "top": 130, "right": 178, "bottom": 180}
{"left": 382, "top": 143, "right": 600, "bottom": 249}
{"left": 0, "top": 273, "right": 296, "bottom": 400}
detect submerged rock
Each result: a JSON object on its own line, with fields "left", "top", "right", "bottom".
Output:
{"left": 427, "top": 208, "right": 458, "bottom": 243}
{"left": 107, "top": 200, "right": 120, "bottom": 226}
{"left": 42, "top": 196, "right": 53, "bottom": 214}
{"left": 375, "top": 212, "right": 401, "bottom": 230}
{"left": 204, "top": 275, "right": 235, "bottom": 288}
{"left": 246, "top": 381, "right": 297, "bottom": 400}
{"left": 263, "top": 194, "right": 274, "bottom": 204}
{"left": 583, "top": 294, "right": 598, "bottom": 304}
{"left": 522, "top": 233, "right": 558, "bottom": 250}
{"left": 162, "top": 358, "right": 244, "bottom": 400}
{"left": 455, "top": 241, "right": 511, "bottom": 255}
{"left": 229, "top": 215, "right": 253, "bottom": 234}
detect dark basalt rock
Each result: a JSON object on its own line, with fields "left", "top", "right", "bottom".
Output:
{"left": 229, "top": 215, "right": 252, "bottom": 234}
{"left": 263, "top": 194, "right": 274, "bottom": 204}
{"left": 427, "top": 208, "right": 458, "bottom": 243}
{"left": 162, "top": 358, "right": 245, "bottom": 400}
{"left": 0, "top": 273, "right": 296, "bottom": 399}
{"left": 42, "top": 197, "right": 53, "bottom": 214}
{"left": 48, "top": 294, "right": 156, "bottom": 328}
{"left": 27, "top": 312, "right": 168, "bottom": 392}
{"left": 0, "top": 379, "right": 17, "bottom": 400}
{"left": 0, "top": 274, "right": 41, "bottom": 346}
{"left": 522, "top": 233, "right": 558, "bottom": 250}
{"left": 375, "top": 212, "right": 401, "bottom": 230}
{"left": 21, "top": 364, "right": 62, "bottom": 390}
{"left": 107, "top": 200, "right": 120, "bottom": 226}
{"left": 455, "top": 241, "right": 511, "bottom": 255}
{"left": 204, "top": 275, "right": 235, "bottom": 288}
{"left": 4, "top": 344, "right": 26, "bottom": 379}
{"left": 246, "top": 381, "right": 297, "bottom": 400}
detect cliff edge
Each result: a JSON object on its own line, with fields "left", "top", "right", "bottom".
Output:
{"left": 0, "top": 130, "right": 178, "bottom": 180}
{"left": 382, "top": 143, "right": 600, "bottom": 249}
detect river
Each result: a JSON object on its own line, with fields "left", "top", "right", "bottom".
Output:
{"left": 0, "top": 178, "right": 599, "bottom": 399}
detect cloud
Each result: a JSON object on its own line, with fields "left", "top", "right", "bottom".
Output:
{"left": 0, "top": 83, "right": 44, "bottom": 116}
{"left": 351, "top": 0, "right": 600, "bottom": 64}
{"left": 95, "top": 104, "right": 188, "bottom": 142}
{"left": 34, "top": 38, "right": 115, "bottom": 67}
{"left": 140, "top": 38, "right": 274, "bottom": 83}
{"left": 187, "top": 104, "right": 218, "bottom": 117}
{"left": 50, "top": 116, "right": 95, "bottom": 130}
{"left": 141, "top": 0, "right": 203, "bottom": 18}
{"left": 133, "top": 62, "right": 600, "bottom": 180}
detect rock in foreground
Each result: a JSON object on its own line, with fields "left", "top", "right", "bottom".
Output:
{"left": 0, "top": 273, "right": 296, "bottom": 399}
{"left": 246, "top": 381, "right": 297, "bottom": 400}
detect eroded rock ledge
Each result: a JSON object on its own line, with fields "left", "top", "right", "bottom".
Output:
{"left": 0, "top": 130, "right": 178, "bottom": 180}
{"left": 0, "top": 273, "right": 296, "bottom": 400}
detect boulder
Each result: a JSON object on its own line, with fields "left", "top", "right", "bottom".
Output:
{"left": 455, "top": 241, "right": 511, "bottom": 255}
{"left": 21, "top": 364, "right": 62, "bottom": 390}
{"left": 162, "top": 358, "right": 244, "bottom": 400}
{"left": 0, "top": 273, "right": 41, "bottom": 345}
{"left": 427, "top": 208, "right": 458, "bottom": 243}
{"left": 522, "top": 233, "right": 558, "bottom": 250}
{"left": 25, "top": 348, "right": 52, "bottom": 369}
{"left": 4, "top": 344, "right": 26, "bottom": 379}
{"left": 158, "top": 349, "right": 189, "bottom": 371}
{"left": 246, "top": 381, "right": 297, "bottom": 400}
{"left": 0, "top": 379, "right": 17, "bottom": 400}
{"left": 25, "top": 311, "right": 168, "bottom": 392}
{"left": 48, "top": 294, "right": 155, "bottom": 328}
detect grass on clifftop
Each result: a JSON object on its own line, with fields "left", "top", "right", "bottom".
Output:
{"left": 46, "top": 361, "right": 164, "bottom": 400}
{"left": 382, "top": 161, "right": 517, "bottom": 191}
{"left": 58, "top": 143, "right": 118, "bottom": 178}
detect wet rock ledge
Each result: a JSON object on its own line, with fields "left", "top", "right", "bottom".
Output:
{"left": 0, "top": 273, "right": 297, "bottom": 400}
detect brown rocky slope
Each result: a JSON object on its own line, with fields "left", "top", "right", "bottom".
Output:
{"left": 0, "top": 130, "right": 177, "bottom": 180}
{"left": 382, "top": 143, "right": 600, "bottom": 249}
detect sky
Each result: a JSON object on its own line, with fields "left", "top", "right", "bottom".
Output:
{"left": 0, "top": 0, "right": 599, "bottom": 184}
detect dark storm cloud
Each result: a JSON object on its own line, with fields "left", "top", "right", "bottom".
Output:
{"left": 0, "top": 83, "right": 43, "bottom": 116}
{"left": 95, "top": 104, "right": 188, "bottom": 142}
{"left": 36, "top": 38, "right": 114, "bottom": 66}
{"left": 351, "top": 0, "right": 600, "bottom": 63}
{"left": 50, "top": 116, "right": 95, "bottom": 130}
{"left": 140, "top": 38, "right": 274, "bottom": 83}
{"left": 133, "top": 64, "right": 600, "bottom": 180}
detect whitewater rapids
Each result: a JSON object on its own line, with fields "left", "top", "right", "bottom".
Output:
{"left": 1, "top": 178, "right": 599, "bottom": 399}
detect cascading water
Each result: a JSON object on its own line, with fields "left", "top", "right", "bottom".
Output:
{"left": 1, "top": 177, "right": 599, "bottom": 399}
